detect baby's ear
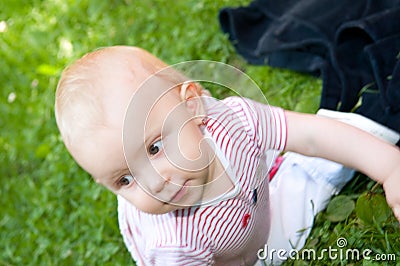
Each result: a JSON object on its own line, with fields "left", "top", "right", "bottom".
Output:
{"left": 179, "top": 82, "right": 206, "bottom": 124}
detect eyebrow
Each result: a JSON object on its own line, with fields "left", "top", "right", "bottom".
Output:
{"left": 106, "top": 168, "right": 128, "bottom": 187}
{"left": 144, "top": 118, "right": 159, "bottom": 142}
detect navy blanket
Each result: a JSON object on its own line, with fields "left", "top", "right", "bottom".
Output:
{"left": 219, "top": 0, "right": 400, "bottom": 142}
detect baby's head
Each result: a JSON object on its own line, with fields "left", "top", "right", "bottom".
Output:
{"left": 55, "top": 46, "right": 225, "bottom": 214}
{"left": 55, "top": 46, "right": 168, "bottom": 157}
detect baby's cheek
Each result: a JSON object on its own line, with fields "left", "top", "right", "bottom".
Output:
{"left": 179, "top": 140, "right": 212, "bottom": 172}
{"left": 180, "top": 141, "right": 201, "bottom": 160}
{"left": 179, "top": 126, "right": 207, "bottom": 157}
{"left": 126, "top": 189, "right": 164, "bottom": 214}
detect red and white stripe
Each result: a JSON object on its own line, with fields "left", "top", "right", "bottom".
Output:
{"left": 118, "top": 96, "right": 287, "bottom": 265}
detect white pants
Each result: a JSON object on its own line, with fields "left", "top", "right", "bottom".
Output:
{"left": 256, "top": 152, "right": 355, "bottom": 265}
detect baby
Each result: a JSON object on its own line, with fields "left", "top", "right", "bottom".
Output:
{"left": 55, "top": 46, "right": 400, "bottom": 265}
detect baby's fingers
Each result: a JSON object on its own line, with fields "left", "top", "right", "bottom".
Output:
{"left": 384, "top": 198, "right": 400, "bottom": 223}
{"left": 382, "top": 178, "right": 400, "bottom": 223}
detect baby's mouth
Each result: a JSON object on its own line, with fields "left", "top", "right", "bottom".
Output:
{"left": 169, "top": 181, "right": 189, "bottom": 203}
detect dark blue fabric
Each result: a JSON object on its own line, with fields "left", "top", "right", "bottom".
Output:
{"left": 219, "top": 0, "right": 400, "bottom": 144}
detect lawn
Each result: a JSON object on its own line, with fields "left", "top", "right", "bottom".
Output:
{"left": 0, "top": 0, "right": 398, "bottom": 265}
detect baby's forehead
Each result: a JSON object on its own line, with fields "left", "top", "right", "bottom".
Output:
{"left": 99, "top": 78, "right": 180, "bottom": 135}
{"left": 81, "top": 47, "right": 187, "bottom": 129}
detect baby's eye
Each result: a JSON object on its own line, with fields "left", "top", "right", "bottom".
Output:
{"left": 148, "top": 139, "right": 163, "bottom": 155}
{"left": 118, "top": 175, "right": 134, "bottom": 186}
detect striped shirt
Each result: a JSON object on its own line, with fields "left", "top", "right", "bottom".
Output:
{"left": 118, "top": 96, "right": 287, "bottom": 265}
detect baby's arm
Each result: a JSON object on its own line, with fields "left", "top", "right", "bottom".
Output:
{"left": 284, "top": 110, "right": 400, "bottom": 222}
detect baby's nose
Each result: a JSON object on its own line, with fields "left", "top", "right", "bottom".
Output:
{"left": 148, "top": 175, "right": 171, "bottom": 194}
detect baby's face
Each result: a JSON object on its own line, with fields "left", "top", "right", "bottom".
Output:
{"left": 121, "top": 83, "right": 217, "bottom": 213}
{"left": 77, "top": 72, "right": 223, "bottom": 214}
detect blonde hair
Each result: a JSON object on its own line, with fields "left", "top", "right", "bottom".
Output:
{"left": 54, "top": 46, "right": 171, "bottom": 149}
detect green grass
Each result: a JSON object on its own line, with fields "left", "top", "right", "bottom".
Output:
{"left": 0, "top": 0, "right": 398, "bottom": 265}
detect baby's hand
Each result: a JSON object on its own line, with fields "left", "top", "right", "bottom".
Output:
{"left": 382, "top": 172, "right": 400, "bottom": 222}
